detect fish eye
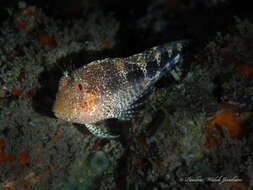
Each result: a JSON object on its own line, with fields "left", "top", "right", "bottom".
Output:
{"left": 78, "top": 84, "right": 83, "bottom": 91}
{"left": 76, "top": 82, "right": 83, "bottom": 91}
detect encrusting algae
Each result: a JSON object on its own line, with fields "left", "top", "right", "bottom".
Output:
{"left": 53, "top": 41, "right": 186, "bottom": 138}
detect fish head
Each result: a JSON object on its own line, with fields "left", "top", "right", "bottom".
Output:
{"left": 52, "top": 72, "right": 100, "bottom": 124}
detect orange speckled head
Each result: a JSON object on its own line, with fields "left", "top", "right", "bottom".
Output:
{"left": 52, "top": 70, "right": 108, "bottom": 124}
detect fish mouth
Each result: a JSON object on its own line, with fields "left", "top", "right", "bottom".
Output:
{"left": 52, "top": 105, "right": 75, "bottom": 122}
{"left": 52, "top": 98, "right": 81, "bottom": 123}
{"left": 52, "top": 105, "right": 66, "bottom": 120}
{"left": 52, "top": 98, "right": 71, "bottom": 120}
{"left": 53, "top": 110, "right": 65, "bottom": 119}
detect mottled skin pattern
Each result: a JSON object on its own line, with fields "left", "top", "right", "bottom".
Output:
{"left": 53, "top": 41, "right": 185, "bottom": 138}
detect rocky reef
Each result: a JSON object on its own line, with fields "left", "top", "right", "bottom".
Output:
{"left": 0, "top": 0, "right": 252, "bottom": 190}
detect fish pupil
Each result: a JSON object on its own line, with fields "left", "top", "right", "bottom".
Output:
{"left": 76, "top": 83, "right": 83, "bottom": 91}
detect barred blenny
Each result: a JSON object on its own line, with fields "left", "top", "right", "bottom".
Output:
{"left": 53, "top": 41, "right": 185, "bottom": 138}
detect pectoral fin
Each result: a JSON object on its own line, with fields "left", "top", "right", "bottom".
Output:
{"left": 85, "top": 123, "right": 119, "bottom": 139}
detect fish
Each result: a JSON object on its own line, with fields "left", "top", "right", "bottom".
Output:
{"left": 53, "top": 41, "right": 186, "bottom": 138}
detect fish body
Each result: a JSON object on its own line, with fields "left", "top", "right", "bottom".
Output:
{"left": 53, "top": 41, "right": 185, "bottom": 138}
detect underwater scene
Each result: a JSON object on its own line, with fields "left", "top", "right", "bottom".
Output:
{"left": 0, "top": 0, "right": 253, "bottom": 189}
